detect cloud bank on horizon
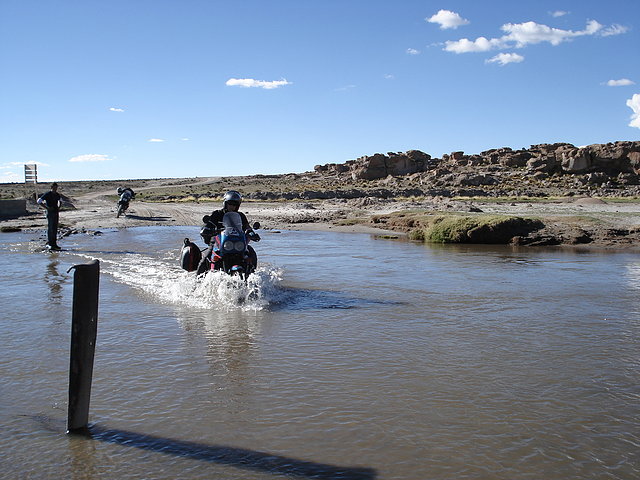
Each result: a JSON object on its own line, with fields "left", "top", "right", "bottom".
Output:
{"left": 69, "top": 154, "right": 112, "bottom": 163}
{"left": 0, "top": 161, "right": 50, "bottom": 183}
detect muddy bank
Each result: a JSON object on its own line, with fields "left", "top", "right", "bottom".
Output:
{"left": 2, "top": 186, "right": 640, "bottom": 250}
{"left": 3, "top": 140, "right": 640, "bottom": 248}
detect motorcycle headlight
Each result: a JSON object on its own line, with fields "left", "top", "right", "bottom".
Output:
{"left": 223, "top": 240, "right": 235, "bottom": 251}
{"left": 234, "top": 241, "right": 245, "bottom": 251}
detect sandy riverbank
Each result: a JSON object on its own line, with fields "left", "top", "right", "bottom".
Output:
{"left": 3, "top": 183, "right": 640, "bottom": 251}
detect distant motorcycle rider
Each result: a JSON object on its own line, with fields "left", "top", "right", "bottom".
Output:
{"left": 117, "top": 187, "right": 135, "bottom": 203}
{"left": 116, "top": 187, "right": 135, "bottom": 217}
{"left": 196, "top": 190, "right": 260, "bottom": 275}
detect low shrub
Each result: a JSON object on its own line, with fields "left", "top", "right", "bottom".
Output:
{"left": 412, "top": 215, "right": 544, "bottom": 244}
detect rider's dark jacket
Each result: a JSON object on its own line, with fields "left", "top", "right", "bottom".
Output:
{"left": 208, "top": 208, "right": 250, "bottom": 230}
{"left": 196, "top": 208, "right": 252, "bottom": 275}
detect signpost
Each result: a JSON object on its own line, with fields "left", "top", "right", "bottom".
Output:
{"left": 24, "top": 164, "right": 38, "bottom": 200}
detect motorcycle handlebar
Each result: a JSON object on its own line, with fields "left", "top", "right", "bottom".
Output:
{"left": 201, "top": 224, "right": 260, "bottom": 241}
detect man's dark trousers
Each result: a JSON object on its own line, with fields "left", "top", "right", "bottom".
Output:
{"left": 47, "top": 210, "right": 59, "bottom": 247}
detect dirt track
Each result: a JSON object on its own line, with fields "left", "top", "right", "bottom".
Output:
{"left": 3, "top": 180, "right": 640, "bottom": 250}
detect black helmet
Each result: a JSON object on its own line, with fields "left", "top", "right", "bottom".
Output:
{"left": 223, "top": 190, "right": 242, "bottom": 209}
{"left": 117, "top": 187, "right": 123, "bottom": 194}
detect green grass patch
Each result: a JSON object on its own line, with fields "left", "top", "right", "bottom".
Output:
{"left": 372, "top": 212, "right": 544, "bottom": 244}
{"left": 374, "top": 234, "right": 400, "bottom": 240}
{"left": 417, "top": 215, "right": 543, "bottom": 243}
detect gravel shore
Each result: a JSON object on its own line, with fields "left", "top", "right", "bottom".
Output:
{"left": 2, "top": 179, "right": 640, "bottom": 250}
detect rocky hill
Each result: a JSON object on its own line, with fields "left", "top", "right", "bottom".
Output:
{"left": 2, "top": 141, "right": 640, "bottom": 249}
{"left": 302, "top": 141, "right": 640, "bottom": 200}
{"left": 2, "top": 141, "right": 639, "bottom": 205}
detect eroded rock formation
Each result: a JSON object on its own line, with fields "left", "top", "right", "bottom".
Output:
{"left": 314, "top": 141, "right": 640, "bottom": 182}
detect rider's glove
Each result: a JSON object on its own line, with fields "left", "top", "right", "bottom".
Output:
{"left": 248, "top": 231, "right": 261, "bottom": 242}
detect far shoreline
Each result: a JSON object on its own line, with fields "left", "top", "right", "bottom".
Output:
{"left": 2, "top": 193, "right": 640, "bottom": 252}
{"left": 1, "top": 167, "right": 640, "bottom": 250}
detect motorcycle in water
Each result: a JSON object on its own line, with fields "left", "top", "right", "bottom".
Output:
{"left": 116, "top": 187, "right": 135, "bottom": 218}
{"left": 180, "top": 211, "right": 260, "bottom": 280}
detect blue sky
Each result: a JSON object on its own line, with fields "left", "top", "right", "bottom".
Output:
{"left": 1, "top": 0, "right": 639, "bottom": 182}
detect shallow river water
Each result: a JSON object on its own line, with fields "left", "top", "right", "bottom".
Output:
{"left": 1, "top": 226, "right": 639, "bottom": 480}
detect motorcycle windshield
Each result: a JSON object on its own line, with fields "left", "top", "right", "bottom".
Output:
{"left": 222, "top": 211, "right": 244, "bottom": 237}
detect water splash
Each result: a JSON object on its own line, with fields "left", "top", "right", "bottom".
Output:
{"left": 73, "top": 251, "right": 284, "bottom": 311}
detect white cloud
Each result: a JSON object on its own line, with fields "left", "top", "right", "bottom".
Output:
{"left": 225, "top": 78, "right": 292, "bottom": 89}
{"left": 607, "top": 79, "right": 635, "bottom": 87}
{"left": 109, "top": 107, "right": 125, "bottom": 112}
{"left": 0, "top": 171, "right": 20, "bottom": 182}
{"left": 427, "top": 10, "right": 469, "bottom": 30}
{"left": 148, "top": 138, "right": 165, "bottom": 143}
{"left": 69, "top": 154, "right": 111, "bottom": 163}
{"left": 601, "top": 24, "right": 629, "bottom": 36}
{"left": 445, "top": 36, "right": 505, "bottom": 53}
{"left": 406, "top": 48, "right": 420, "bottom": 55}
{"left": 550, "top": 11, "right": 569, "bottom": 18}
{"left": 443, "top": 19, "right": 628, "bottom": 56}
{"left": 181, "top": 137, "right": 190, "bottom": 141}
{"left": 384, "top": 74, "right": 395, "bottom": 80}
{"left": 1, "top": 161, "right": 49, "bottom": 169}
{"left": 334, "top": 84, "right": 357, "bottom": 92}
{"left": 627, "top": 94, "right": 640, "bottom": 129}
{"left": 486, "top": 52, "right": 525, "bottom": 66}
{"left": 502, "top": 20, "right": 601, "bottom": 47}
{"left": 3, "top": 161, "right": 30, "bottom": 168}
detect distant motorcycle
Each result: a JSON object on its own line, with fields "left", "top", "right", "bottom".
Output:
{"left": 116, "top": 187, "right": 135, "bottom": 218}
{"left": 181, "top": 212, "right": 260, "bottom": 281}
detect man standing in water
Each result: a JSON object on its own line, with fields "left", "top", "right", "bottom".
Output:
{"left": 37, "top": 182, "right": 62, "bottom": 250}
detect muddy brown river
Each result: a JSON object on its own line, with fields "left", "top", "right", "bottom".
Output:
{"left": 1, "top": 226, "right": 638, "bottom": 479}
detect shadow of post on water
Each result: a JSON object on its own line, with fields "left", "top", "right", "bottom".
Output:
{"left": 75, "top": 423, "right": 377, "bottom": 480}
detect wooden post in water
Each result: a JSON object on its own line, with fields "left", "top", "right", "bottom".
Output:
{"left": 66, "top": 259, "right": 100, "bottom": 434}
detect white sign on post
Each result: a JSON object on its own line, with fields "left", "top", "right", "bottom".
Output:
{"left": 24, "top": 164, "right": 38, "bottom": 198}
{"left": 24, "top": 164, "right": 38, "bottom": 183}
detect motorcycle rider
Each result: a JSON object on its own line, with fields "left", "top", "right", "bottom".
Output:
{"left": 117, "top": 186, "right": 135, "bottom": 202}
{"left": 196, "top": 190, "right": 260, "bottom": 275}
{"left": 116, "top": 187, "right": 135, "bottom": 217}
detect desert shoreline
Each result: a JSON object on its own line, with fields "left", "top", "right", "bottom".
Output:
{"left": 2, "top": 181, "right": 640, "bottom": 251}
{"left": 3, "top": 141, "right": 640, "bottom": 249}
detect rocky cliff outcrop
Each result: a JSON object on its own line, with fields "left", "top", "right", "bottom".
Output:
{"left": 315, "top": 150, "right": 435, "bottom": 180}
{"left": 314, "top": 141, "right": 640, "bottom": 183}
